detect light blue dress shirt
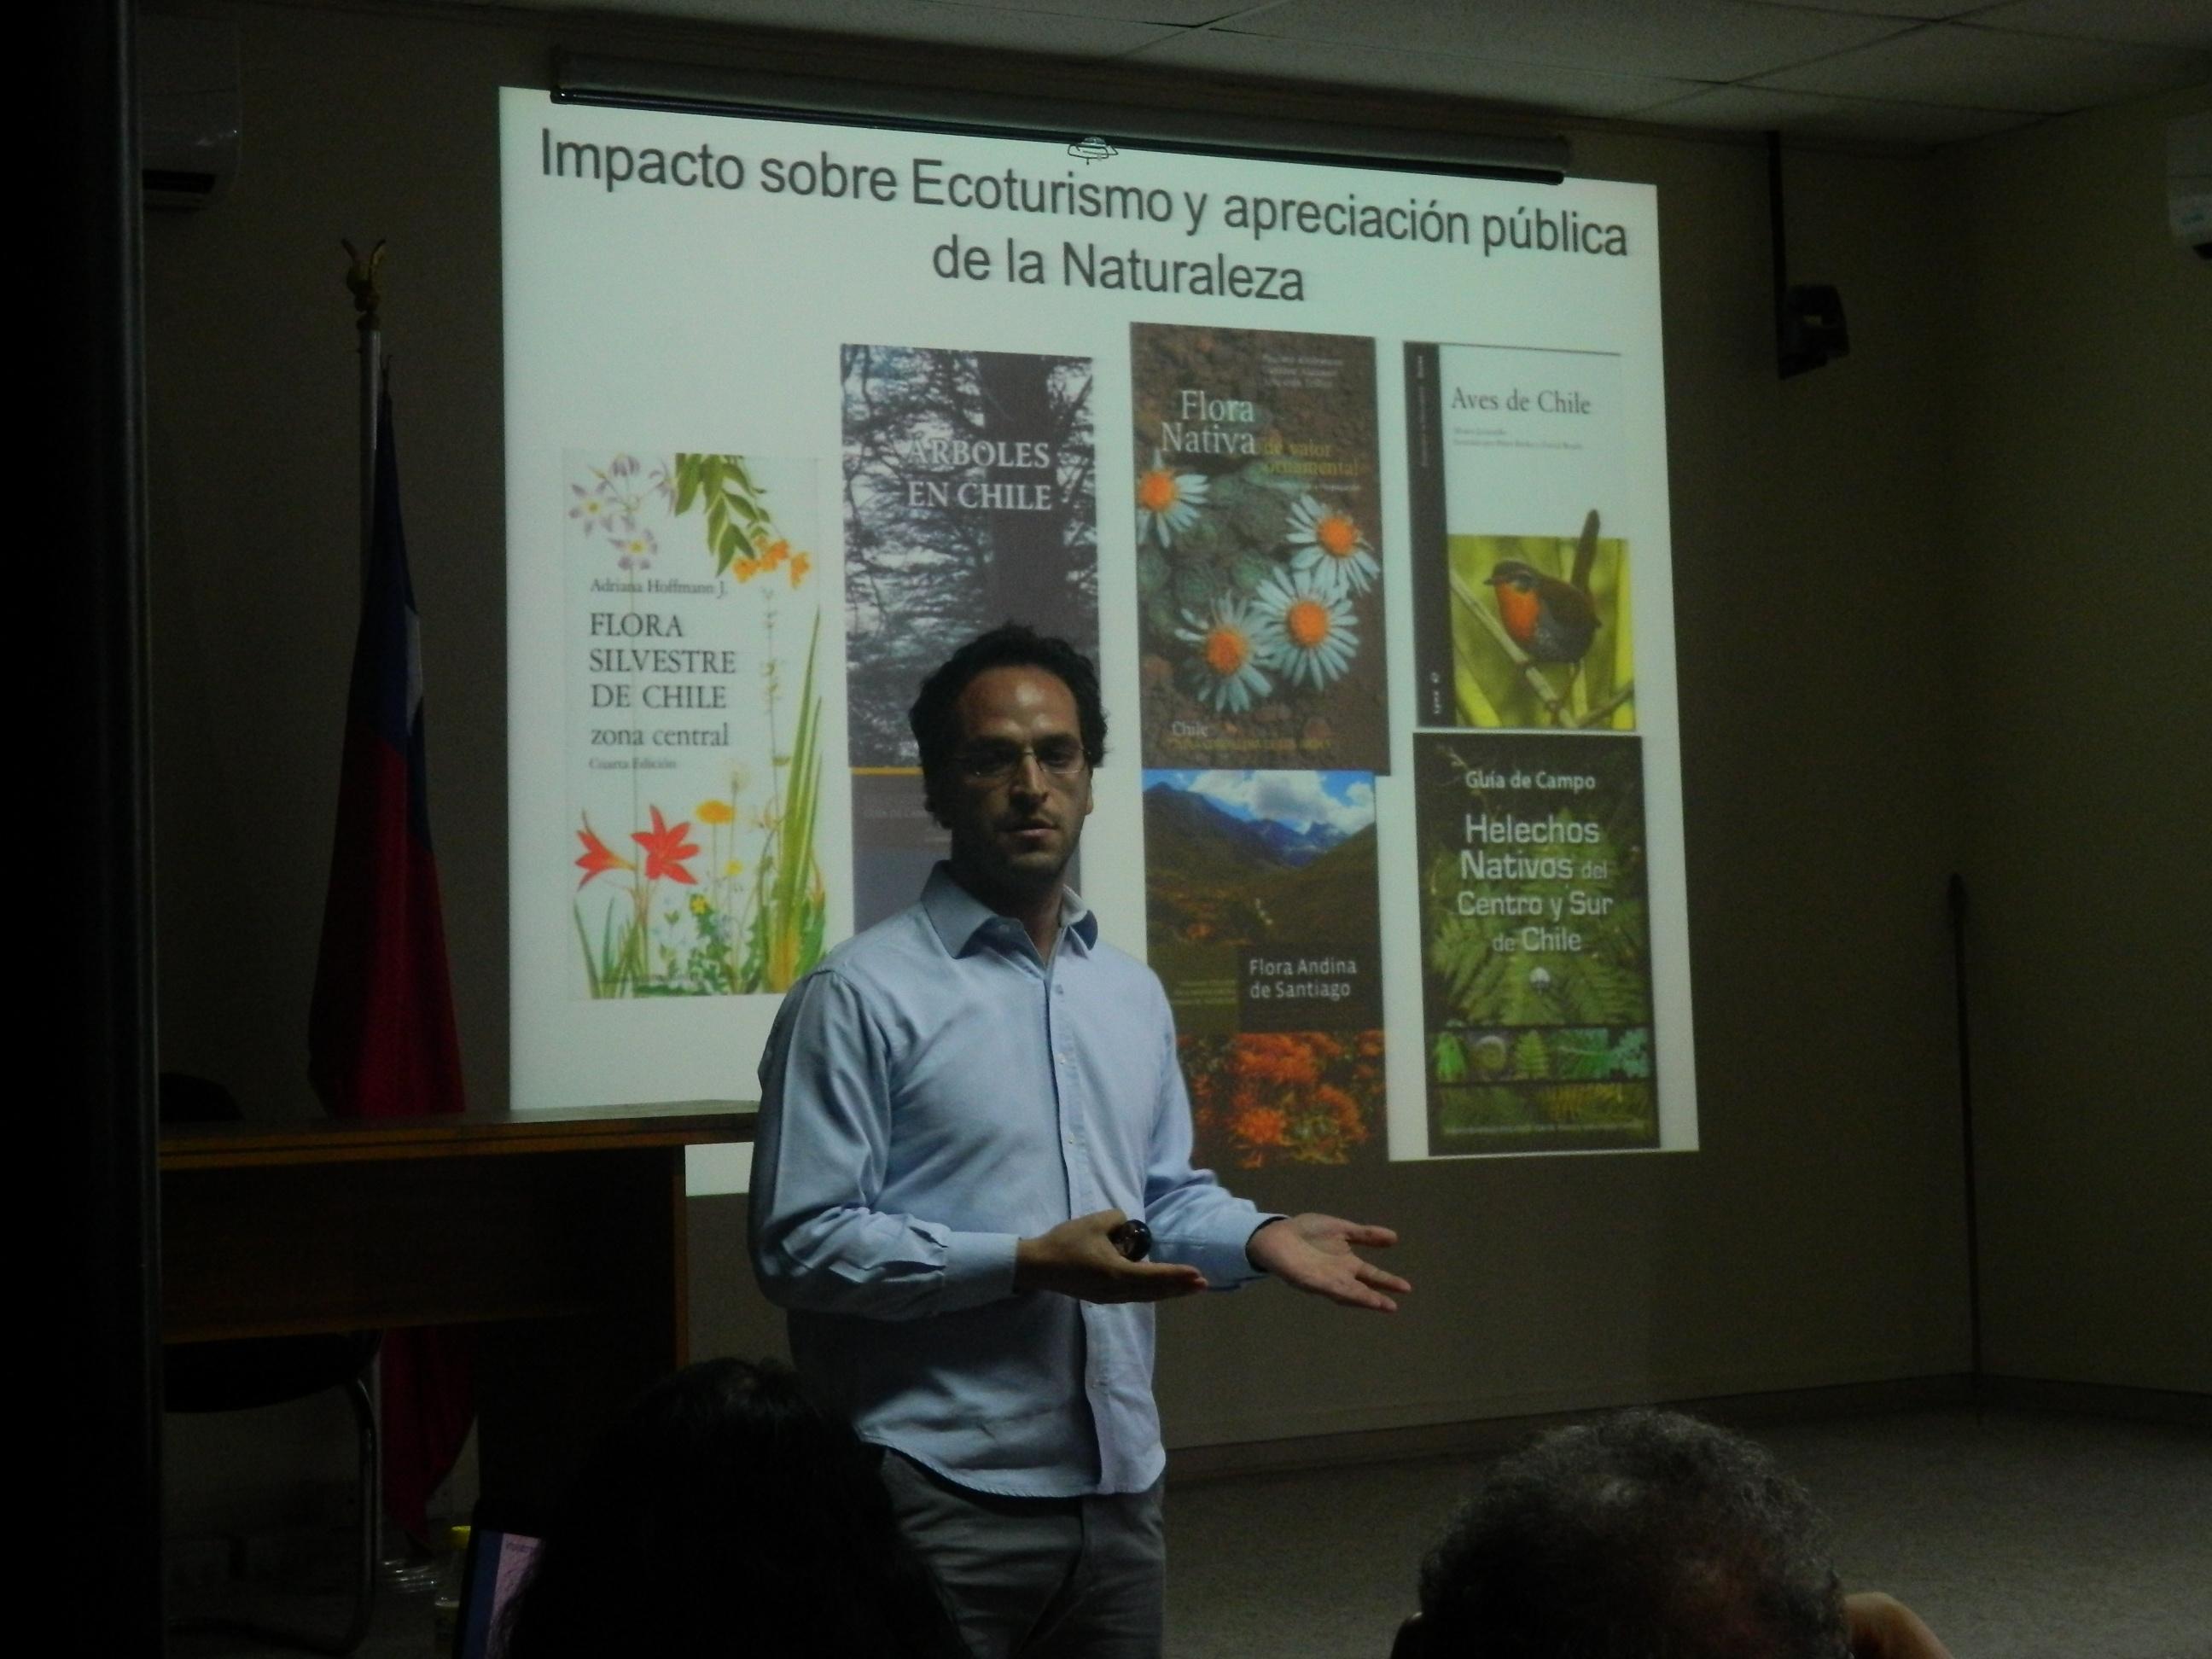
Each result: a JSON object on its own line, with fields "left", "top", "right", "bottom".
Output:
{"left": 749, "top": 864, "right": 1276, "bottom": 1497}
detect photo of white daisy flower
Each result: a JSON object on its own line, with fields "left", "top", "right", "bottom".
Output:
{"left": 1253, "top": 571, "right": 1359, "bottom": 690}
{"left": 1136, "top": 450, "right": 1210, "bottom": 547}
{"left": 1175, "top": 595, "right": 1278, "bottom": 714}
{"left": 1284, "top": 494, "right": 1378, "bottom": 597}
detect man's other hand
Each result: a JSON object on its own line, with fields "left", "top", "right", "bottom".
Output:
{"left": 1247, "top": 1214, "right": 1410, "bottom": 1312}
{"left": 1844, "top": 1592, "right": 1955, "bottom": 1659}
{"left": 1014, "top": 1210, "right": 1209, "bottom": 1303}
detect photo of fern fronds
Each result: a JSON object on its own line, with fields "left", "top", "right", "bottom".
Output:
{"left": 1413, "top": 730, "right": 1657, "bottom": 1152}
{"left": 1445, "top": 511, "right": 1634, "bottom": 731}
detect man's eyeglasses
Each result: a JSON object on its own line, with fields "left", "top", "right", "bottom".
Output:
{"left": 953, "top": 740, "right": 1090, "bottom": 783}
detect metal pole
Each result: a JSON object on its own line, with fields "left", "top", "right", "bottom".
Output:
{"left": 343, "top": 239, "right": 385, "bottom": 595}
{"left": 342, "top": 239, "right": 441, "bottom": 1598}
{"left": 1767, "top": 131, "right": 1790, "bottom": 373}
{"left": 1948, "top": 873, "right": 1984, "bottom": 1411}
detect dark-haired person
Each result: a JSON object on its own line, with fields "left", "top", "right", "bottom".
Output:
{"left": 751, "top": 624, "right": 1408, "bottom": 1659}
{"left": 1396, "top": 1409, "right": 1954, "bottom": 1659}
{"left": 499, "top": 1359, "right": 965, "bottom": 1659}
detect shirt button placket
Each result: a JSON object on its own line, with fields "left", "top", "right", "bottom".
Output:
{"left": 1045, "top": 969, "right": 1080, "bottom": 1213}
{"left": 1051, "top": 963, "right": 1092, "bottom": 1208}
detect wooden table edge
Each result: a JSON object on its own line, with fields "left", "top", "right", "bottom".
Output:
{"left": 160, "top": 1103, "right": 758, "bottom": 1169}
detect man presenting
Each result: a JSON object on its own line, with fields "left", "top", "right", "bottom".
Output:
{"left": 751, "top": 625, "right": 1407, "bottom": 1658}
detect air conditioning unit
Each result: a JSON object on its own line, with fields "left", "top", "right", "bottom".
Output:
{"left": 2171, "top": 111, "right": 2209, "bottom": 261}
{"left": 139, "top": 12, "right": 239, "bottom": 209}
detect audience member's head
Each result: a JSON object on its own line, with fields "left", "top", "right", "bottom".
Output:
{"left": 500, "top": 1358, "right": 963, "bottom": 1659}
{"left": 1407, "top": 1408, "right": 1851, "bottom": 1659}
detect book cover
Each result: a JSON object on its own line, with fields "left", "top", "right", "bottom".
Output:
{"left": 841, "top": 345, "right": 1098, "bottom": 767}
{"left": 1143, "top": 768, "right": 1384, "bottom": 1168}
{"left": 1132, "top": 324, "right": 1387, "bottom": 771}
{"left": 563, "top": 451, "right": 827, "bottom": 998}
{"left": 1412, "top": 731, "right": 1656, "bottom": 1153}
{"left": 1406, "top": 342, "right": 1634, "bottom": 731}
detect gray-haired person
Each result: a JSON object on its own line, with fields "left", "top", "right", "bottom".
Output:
{"left": 1397, "top": 1409, "right": 1954, "bottom": 1659}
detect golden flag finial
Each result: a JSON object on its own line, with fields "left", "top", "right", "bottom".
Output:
{"left": 341, "top": 238, "right": 387, "bottom": 334}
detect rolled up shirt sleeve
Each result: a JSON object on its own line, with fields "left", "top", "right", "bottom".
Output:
{"left": 749, "top": 969, "right": 1022, "bottom": 1320}
{"left": 1138, "top": 989, "right": 1281, "bottom": 1289}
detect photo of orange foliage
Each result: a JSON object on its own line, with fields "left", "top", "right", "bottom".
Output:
{"left": 1183, "top": 1029, "right": 1384, "bottom": 1169}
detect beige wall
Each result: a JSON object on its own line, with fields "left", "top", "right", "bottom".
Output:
{"left": 150, "top": 0, "right": 1995, "bottom": 1487}
{"left": 1939, "top": 86, "right": 2212, "bottom": 1396}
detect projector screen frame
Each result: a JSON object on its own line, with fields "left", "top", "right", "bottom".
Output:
{"left": 550, "top": 49, "right": 1573, "bottom": 188}
{"left": 500, "top": 82, "right": 1691, "bottom": 1185}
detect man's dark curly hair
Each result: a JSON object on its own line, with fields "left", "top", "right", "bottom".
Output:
{"left": 907, "top": 623, "right": 1108, "bottom": 825}
{"left": 1415, "top": 1410, "right": 1851, "bottom": 1659}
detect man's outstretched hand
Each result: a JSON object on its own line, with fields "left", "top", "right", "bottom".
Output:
{"left": 1247, "top": 1214, "right": 1409, "bottom": 1312}
{"left": 1015, "top": 1209, "right": 1210, "bottom": 1304}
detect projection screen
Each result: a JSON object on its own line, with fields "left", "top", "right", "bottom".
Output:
{"left": 499, "top": 89, "right": 1697, "bottom": 1191}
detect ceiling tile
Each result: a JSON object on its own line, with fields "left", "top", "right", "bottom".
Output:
{"left": 546, "top": 0, "right": 1184, "bottom": 56}
{"left": 1637, "top": 83, "right": 2040, "bottom": 145}
{"left": 1129, "top": 25, "right": 1700, "bottom": 114}
{"left": 1755, "top": 21, "right": 2212, "bottom": 112}
{"left": 1971, "top": 0, "right": 2212, "bottom": 50}
{"left": 1214, "top": 0, "right": 1912, "bottom": 81}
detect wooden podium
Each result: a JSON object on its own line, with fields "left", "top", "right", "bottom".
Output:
{"left": 160, "top": 1101, "right": 754, "bottom": 1516}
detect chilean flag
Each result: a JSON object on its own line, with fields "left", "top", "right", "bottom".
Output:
{"left": 307, "top": 379, "right": 472, "bottom": 1538}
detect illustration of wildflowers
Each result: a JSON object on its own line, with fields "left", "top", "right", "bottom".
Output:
{"left": 568, "top": 452, "right": 826, "bottom": 998}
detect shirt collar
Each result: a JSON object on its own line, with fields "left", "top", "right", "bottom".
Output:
{"left": 923, "top": 862, "right": 1098, "bottom": 958}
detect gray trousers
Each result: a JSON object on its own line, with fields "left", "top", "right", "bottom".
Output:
{"left": 880, "top": 1450, "right": 1167, "bottom": 1659}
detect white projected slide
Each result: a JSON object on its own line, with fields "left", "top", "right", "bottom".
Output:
{"left": 500, "top": 90, "right": 1697, "bottom": 1192}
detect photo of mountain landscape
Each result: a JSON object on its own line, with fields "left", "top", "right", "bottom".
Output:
{"left": 1143, "top": 769, "right": 1386, "bottom": 1169}
{"left": 1142, "top": 770, "right": 1381, "bottom": 1037}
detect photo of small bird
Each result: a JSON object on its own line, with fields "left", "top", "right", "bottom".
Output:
{"left": 1485, "top": 509, "right": 1603, "bottom": 667}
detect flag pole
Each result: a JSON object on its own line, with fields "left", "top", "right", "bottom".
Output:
{"left": 342, "top": 239, "right": 385, "bottom": 597}
{"left": 341, "top": 236, "right": 445, "bottom": 1593}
